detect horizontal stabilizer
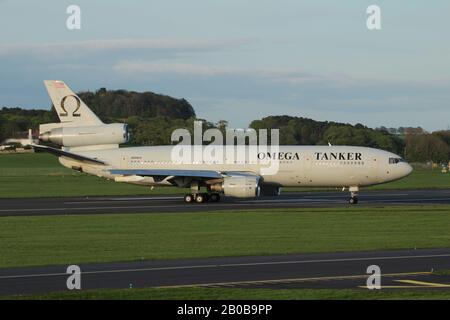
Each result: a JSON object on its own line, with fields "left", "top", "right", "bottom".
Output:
{"left": 110, "top": 169, "right": 222, "bottom": 179}
{"left": 31, "top": 144, "right": 107, "bottom": 165}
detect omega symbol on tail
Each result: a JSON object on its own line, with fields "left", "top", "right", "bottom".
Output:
{"left": 60, "top": 95, "right": 81, "bottom": 117}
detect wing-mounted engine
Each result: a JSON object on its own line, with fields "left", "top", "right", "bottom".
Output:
{"left": 210, "top": 174, "right": 261, "bottom": 198}
{"left": 39, "top": 123, "right": 130, "bottom": 148}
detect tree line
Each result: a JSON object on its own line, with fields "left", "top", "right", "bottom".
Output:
{"left": 1, "top": 89, "right": 449, "bottom": 163}
{"left": 250, "top": 116, "right": 450, "bottom": 163}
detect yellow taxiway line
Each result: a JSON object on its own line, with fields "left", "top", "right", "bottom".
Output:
{"left": 157, "top": 271, "right": 432, "bottom": 289}
{"left": 394, "top": 279, "right": 450, "bottom": 288}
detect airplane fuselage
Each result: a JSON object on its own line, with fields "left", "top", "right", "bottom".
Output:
{"left": 58, "top": 145, "right": 412, "bottom": 188}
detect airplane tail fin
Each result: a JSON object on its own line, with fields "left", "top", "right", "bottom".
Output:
{"left": 43, "top": 80, "right": 103, "bottom": 126}
{"left": 40, "top": 81, "right": 125, "bottom": 152}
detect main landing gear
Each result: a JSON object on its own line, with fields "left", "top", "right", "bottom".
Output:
{"left": 348, "top": 186, "right": 359, "bottom": 205}
{"left": 184, "top": 181, "right": 221, "bottom": 204}
{"left": 184, "top": 193, "right": 221, "bottom": 204}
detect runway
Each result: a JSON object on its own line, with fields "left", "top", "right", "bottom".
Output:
{"left": 1, "top": 248, "right": 450, "bottom": 295}
{"left": 0, "top": 189, "right": 450, "bottom": 216}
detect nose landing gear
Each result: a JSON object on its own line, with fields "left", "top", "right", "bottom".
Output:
{"left": 348, "top": 186, "right": 359, "bottom": 205}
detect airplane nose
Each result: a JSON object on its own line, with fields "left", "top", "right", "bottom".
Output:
{"left": 404, "top": 163, "right": 413, "bottom": 177}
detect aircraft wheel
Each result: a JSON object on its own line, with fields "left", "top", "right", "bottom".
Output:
{"left": 195, "top": 193, "right": 206, "bottom": 203}
{"left": 209, "top": 193, "right": 220, "bottom": 202}
{"left": 184, "top": 194, "right": 194, "bottom": 203}
{"left": 349, "top": 197, "right": 358, "bottom": 205}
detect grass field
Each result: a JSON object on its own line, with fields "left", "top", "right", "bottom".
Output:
{"left": 1, "top": 206, "right": 449, "bottom": 268}
{"left": 0, "top": 153, "right": 449, "bottom": 198}
{"left": 0, "top": 153, "right": 187, "bottom": 198}
{"left": 5, "top": 287, "right": 450, "bottom": 300}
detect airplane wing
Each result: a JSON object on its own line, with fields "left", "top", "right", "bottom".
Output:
{"left": 109, "top": 169, "right": 262, "bottom": 189}
{"left": 31, "top": 144, "right": 107, "bottom": 165}
{"left": 109, "top": 169, "right": 223, "bottom": 179}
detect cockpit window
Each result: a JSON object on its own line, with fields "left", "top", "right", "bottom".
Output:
{"left": 389, "top": 157, "right": 405, "bottom": 164}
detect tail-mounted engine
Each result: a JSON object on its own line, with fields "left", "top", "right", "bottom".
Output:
{"left": 39, "top": 123, "right": 130, "bottom": 147}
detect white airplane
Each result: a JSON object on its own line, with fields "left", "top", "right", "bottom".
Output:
{"left": 30, "top": 80, "right": 413, "bottom": 204}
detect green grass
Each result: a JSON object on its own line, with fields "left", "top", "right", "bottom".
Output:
{"left": 4, "top": 287, "right": 450, "bottom": 300}
{"left": 0, "top": 153, "right": 186, "bottom": 198}
{"left": 1, "top": 206, "right": 449, "bottom": 269}
{"left": 368, "top": 169, "right": 450, "bottom": 190}
{"left": 1, "top": 153, "right": 449, "bottom": 198}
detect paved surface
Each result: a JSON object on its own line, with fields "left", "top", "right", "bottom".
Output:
{"left": 1, "top": 248, "right": 450, "bottom": 295}
{"left": 1, "top": 189, "right": 450, "bottom": 216}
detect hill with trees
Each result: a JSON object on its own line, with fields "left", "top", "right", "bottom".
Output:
{"left": 77, "top": 88, "right": 195, "bottom": 121}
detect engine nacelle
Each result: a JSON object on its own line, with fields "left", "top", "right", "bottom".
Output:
{"left": 39, "top": 123, "right": 129, "bottom": 147}
{"left": 210, "top": 175, "right": 260, "bottom": 198}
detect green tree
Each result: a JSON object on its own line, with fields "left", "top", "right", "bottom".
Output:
{"left": 405, "top": 134, "right": 449, "bottom": 163}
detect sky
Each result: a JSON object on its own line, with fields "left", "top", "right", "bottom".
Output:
{"left": 0, "top": 0, "right": 449, "bottom": 131}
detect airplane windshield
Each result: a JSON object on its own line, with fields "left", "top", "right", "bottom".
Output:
{"left": 389, "top": 157, "right": 405, "bottom": 164}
